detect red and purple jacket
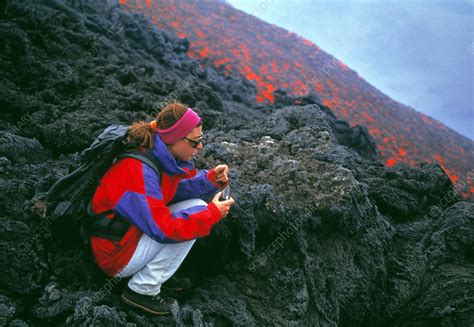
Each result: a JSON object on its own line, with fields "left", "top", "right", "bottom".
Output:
{"left": 90, "top": 134, "right": 225, "bottom": 276}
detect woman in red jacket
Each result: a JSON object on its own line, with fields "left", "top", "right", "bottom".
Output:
{"left": 90, "top": 102, "right": 234, "bottom": 315}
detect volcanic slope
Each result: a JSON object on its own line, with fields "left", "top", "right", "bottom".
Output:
{"left": 119, "top": 0, "right": 474, "bottom": 198}
{"left": 0, "top": 1, "right": 473, "bottom": 326}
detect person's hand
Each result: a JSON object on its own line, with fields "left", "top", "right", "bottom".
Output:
{"left": 211, "top": 192, "right": 235, "bottom": 218}
{"left": 213, "top": 164, "right": 229, "bottom": 185}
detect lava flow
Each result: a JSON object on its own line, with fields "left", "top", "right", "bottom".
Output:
{"left": 119, "top": 0, "right": 473, "bottom": 198}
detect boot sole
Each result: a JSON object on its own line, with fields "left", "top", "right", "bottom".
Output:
{"left": 121, "top": 294, "right": 171, "bottom": 316}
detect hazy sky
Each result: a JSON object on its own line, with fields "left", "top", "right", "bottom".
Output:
{"left": 227, "top": 0, "right": 473, "bottom": 140}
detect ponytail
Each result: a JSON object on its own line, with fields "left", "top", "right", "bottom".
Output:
{"left": 125, "top": 121, "right": 156, "bottom": 149}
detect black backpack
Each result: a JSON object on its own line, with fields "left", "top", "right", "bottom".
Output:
{"left": 46, "top": 124, "right": 161, "bottom": 246}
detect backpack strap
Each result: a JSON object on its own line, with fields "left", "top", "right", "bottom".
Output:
{"left": 115, "top": 151, "right": 161, "bottom": 179}
{"left": 83, "top": 151, "right": 161, "bottom": 242}
{"left": 83, "top": 204, "right": 129, "bottom": 242}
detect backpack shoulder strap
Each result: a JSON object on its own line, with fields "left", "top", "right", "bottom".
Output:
{"left": 115, "top": 151, "right": 161, "bottom": 180}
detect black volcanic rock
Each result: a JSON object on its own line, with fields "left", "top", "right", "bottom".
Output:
{"left": 126, "top": 0, "right": 474, "bottom": 198}
{"left": 0, "top": 1, "right": 472, "bottom": 326}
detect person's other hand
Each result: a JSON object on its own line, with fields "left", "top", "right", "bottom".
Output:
{"left": 213, "top": 164, "right": 229, "bottom": 185}
{"left": 211, "top": 192, "right": 235, "bottom": 218}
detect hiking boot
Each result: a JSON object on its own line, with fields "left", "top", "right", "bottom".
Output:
{"left": 162, "top": 276, "right": 192, "bottom": 292}
{"left": 121, "top": 286, "right": 176, "bottom": 316}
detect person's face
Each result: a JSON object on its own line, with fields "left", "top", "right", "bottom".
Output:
{"left": 167, "top": 126, "right": 203, "bottom": 161}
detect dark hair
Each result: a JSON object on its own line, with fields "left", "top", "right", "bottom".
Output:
{"left": 125, "top": 102, "right": 201, "bottom": 149}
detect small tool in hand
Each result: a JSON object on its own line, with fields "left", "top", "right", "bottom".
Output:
{"left": 220, "top": 186, "right": 231, "bottom": 200}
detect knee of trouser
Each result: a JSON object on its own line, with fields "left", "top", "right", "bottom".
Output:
{"left": 168, "top": 198, "right": 207, "bottom": 213}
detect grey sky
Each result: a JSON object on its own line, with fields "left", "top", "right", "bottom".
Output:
{"left": 227, "top": 0, "right": 473, "bottom": 140}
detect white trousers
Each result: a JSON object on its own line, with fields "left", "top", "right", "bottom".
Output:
{"left": 115, "top": 199, "right": 204, "bottom": 296}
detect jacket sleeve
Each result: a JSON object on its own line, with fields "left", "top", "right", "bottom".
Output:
{"left": 172, "top": 169, "right": 226, "bottom": 203}
{"left": 113, "top": 163, "right": 222, "bottom": 243}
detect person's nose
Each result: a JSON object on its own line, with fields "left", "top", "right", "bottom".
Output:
{"left": 197, "top": 142, "right": 203, "bottom": 150}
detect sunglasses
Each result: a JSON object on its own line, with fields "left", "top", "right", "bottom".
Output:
{"left": 184, "top": 136, "right": 203, "bottom": 148}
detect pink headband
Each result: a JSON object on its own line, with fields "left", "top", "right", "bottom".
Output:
{"left": 156, "top": 108, "right": 201, "bottom": 144}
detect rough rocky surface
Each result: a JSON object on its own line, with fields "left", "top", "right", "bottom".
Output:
{"left": 0, "top": 1, "right": 472, "bottom": 326}
{"left": 120, "top": 0, "right": 474, "bottom": 199}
